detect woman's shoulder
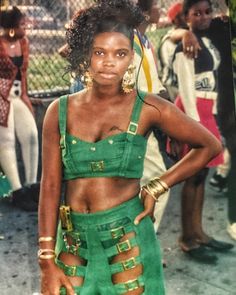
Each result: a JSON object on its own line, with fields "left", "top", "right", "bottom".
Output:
{"left": 68, "top": 89, "right": 86, "bottom": 100}
{"left": 142, "top": 92, "right": 173, "bottom": 113}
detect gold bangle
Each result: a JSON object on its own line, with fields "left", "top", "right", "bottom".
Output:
{"left": 38, "top": 254, "right": 55, "bottom": 260}
{"left": 37, "top": 249, "right": 55, "bottom": 258}
{"left": 142, "top": 177, "right": 169, "bottom": 202}
{"left": 142, "top": 187, "right": 159, "bottom": 202}
{"left": 38, "top": 236, "right": 55, "bottom": 242}
{"left": 157, "top": 178, "right": 169, "bottom": 191}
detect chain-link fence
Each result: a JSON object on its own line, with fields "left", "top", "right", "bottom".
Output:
{"left": 3, "top": 0, "right": 229, "bottom": 97}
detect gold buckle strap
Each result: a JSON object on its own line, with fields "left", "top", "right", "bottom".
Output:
{"left": 125, "top": 279, "right": 140, "bottom": 291}
{"left": 105, "top": 236, "right": 137, "bottom": 257}
{"left": 110, "top": 256, "right": 141, "bottom": 274}
{"left": 115, "top": 276, "right": 144, "bottom": 294}
{"left": 56, "top": 258, "right": 86, "bottom": 277}
{"left": 111, "top": 226, "right": 125, "bottom": 239}
{"left": 117, "top": 239, "right": 131, "bottom": 253}
{"left": 127, "top": 122, "right": 138, "bottom": 135}
{"left": 122, "top": 257, "right": 137, "bottom": 270}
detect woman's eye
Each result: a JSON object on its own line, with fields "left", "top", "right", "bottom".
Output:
{"left": 117, "top": 52, "right": 126, "bottom": 57}
{"left": 94, "top": 51, "right": 104, "bottom": 55}
{"left": 193, "top": 12, "right": 201, "bottom": 17}
{"left": 205, "top": 9, "right": 212, "bottom": 15}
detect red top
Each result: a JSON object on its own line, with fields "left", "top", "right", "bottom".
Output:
{"left": 0, "top": 37, "right": 29, "bottom": 127}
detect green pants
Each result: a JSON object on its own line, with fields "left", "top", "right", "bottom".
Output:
{"left": 55, "top": 196, "right": 165, "bottom": 294}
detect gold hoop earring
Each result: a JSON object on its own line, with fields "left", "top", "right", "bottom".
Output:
{"left": 83, "top": 71, "right": 93, "bottom": 88}
{"left": 9, "top": 29, "right": 15, "bottom": 38}
{"left": 122, "top": 64, "right": 136, "bottom": 94}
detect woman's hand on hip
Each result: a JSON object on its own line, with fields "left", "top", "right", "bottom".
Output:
{"left": 134, "top": 189, "right": 156, "bottom": 225}
{"left": 40, "top": 260, "right": 75, "bottom": 295}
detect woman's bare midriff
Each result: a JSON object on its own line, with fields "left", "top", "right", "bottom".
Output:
{"left": 65, "top": 177, "right": 140, "bottom": 213}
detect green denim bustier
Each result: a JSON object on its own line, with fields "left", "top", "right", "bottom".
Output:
{"left": 58, "top": 91, "right": 148, "bottom": 180}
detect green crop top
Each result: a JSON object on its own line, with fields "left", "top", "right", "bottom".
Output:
{"left": 59, "top": 91, "right": 148, "bottom": 180}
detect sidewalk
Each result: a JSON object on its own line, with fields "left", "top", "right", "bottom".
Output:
{"left": 160, "top": 172, "right": 236, "bottom": 295}
{"left": 0, "top": 169, "right": 235, "bottom": 295}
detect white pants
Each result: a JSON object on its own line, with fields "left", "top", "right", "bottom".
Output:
{"left": 0, "top": 81, "right": 38, "bottom": 190}
{"left": 141, "top": 132, "right": 170, "bottom": 231}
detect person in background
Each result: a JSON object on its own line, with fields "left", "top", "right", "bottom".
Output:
{"left": 208, "top": 148, "right": 230, "bottom": 193}
{"left": 174, "top": 0, "right": 236, "bottom": 241}
{"left": 134, "top": 0, "right": 170, "bottom": 231}
{"left": 172, "top": 0, "right": 234, "bottom": 264}
{"left": 0, "top": 6, "right": 39, "bottom": 211}
{"left": 38, "top": 0, "right": 222, "bottom": 294}
{"left": 158, "top": 2, "right": 187, "bottom": 102}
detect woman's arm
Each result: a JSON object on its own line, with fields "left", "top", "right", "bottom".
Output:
{"left": 38, "top": 100, "right": 74, "bottom": 295}
{"left": 173, "top": 49, "right": 200, "bottom": 121}
{"left": 154, "top": 97, "right": 221, "bottom": 184}
{"left": 134, "top": 96, "right": 222, "bottom": 224}
{"left": 20, "top": 37, "right": 34, "bottom": 113}
{"left": 170, "top": 28, "right": 201, "bottom": 58}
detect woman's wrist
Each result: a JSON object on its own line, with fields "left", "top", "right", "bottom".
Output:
{"left": 142, "top": 177, "right": 169, "bottom": 202}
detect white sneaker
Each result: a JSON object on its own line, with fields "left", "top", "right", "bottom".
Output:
{"left": 227, "top": 223, "right": 236, "bottom": 240}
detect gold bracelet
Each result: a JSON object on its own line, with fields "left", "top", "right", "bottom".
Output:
{"left": 157, "top": 178, "right": 169, "bottom": 191}
{"left": 38, "top": 236, "right": 55, "bottom": 242}
{"left": 38, "top": 249, "right": 55, "bottom": 260}
{"left": 142, "top": 177, "right": 169, "bottom": 202}
{"left": 38, "top": 254, "right": 55, "bottom": 260}
{"left": 37, "top": 249, "right": 55, "bottom": 257}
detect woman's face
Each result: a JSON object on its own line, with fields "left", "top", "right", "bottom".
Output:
{"left": 186, "top": 0, "right": 212, "bottom": 31}
{"left": 148, "top": 0, "right": 160, "bottom": 25}
{"left": 8, "top": 17, "right": 26, "bottom": 39}
{"left": 90, "top": 32, "right": 134, "bottom": 86}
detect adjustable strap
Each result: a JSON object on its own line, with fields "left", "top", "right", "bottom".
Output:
{"left": 56, "top": 257, "right": 86, "bottom": 277}
{"left": 129, "top": 91, "right": 146, "bottom": 131}
{"left": 110, "top": 255, "right": 142, "bottom": 274}
{"left": 115, "top": 275, "right": 145, "bottom": 294}
{"left": 98, "top": 223, "right": 134, "bottom": 241}
{"left": 105, "top": 236, "right": 137, "bottom": 257}
{"left": 58, "top": 95, "right": 68, "bottom": 151}
{"left": 119, "top": 91, "right": 146, "bottom": 176}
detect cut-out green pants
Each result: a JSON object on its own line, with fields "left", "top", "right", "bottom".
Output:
{"left": 55, "top": 196, "right": 165, "bottom": 295}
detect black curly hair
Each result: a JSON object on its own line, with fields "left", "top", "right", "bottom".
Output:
{"left": 0, "top": 6, "right": 24, "bottom": 28}
{"left": 182, "top": 0, "right": 212, "bottom": 16}
{"left": 137, "top": 0, "right": 154, "bottom": 12}
{"left": 66, "top": 0, "right": 144, "bottom": 77}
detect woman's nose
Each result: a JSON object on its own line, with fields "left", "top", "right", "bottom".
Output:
{"left": 103, "top": 55, "right": 115, "bottom": 66}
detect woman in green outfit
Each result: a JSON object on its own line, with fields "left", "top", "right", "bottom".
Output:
{"left": 38, "top": 1, "right": 222, "bottom": 294}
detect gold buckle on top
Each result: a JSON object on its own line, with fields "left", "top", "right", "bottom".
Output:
{"left": 116, "top": 239, "right": 131, "bottom": 253}
{"left": 90, "top": 161, "right": 104, "bottom": 172}
{"left": 122, "top": 257, "right": 137, "bottom": 270}
{"left": 127, "top": 122, "right": 138, "bottom": 135}
{"left": 110, "top": 226, "right": 125, "bottom": 239}
{"left": 125, "top": 279, "right": 140, "bottom": 291}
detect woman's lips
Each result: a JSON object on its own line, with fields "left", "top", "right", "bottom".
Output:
{"left": 99, "top": 72, "right": 117, "bottom": 79}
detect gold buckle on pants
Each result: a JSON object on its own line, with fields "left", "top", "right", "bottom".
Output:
{"left": 116, "top": 239, "right": 131, "bottom": 253}
{"left": 125, "top": 279, "right": 140, "bottom": 291}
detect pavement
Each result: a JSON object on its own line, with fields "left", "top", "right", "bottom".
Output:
{"left": 0, "top": 169, "right": 236, "bottom": 295}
